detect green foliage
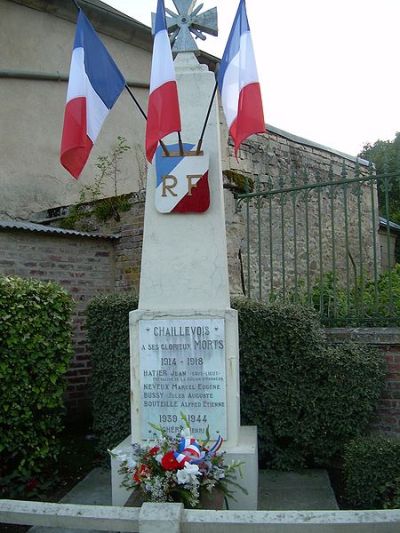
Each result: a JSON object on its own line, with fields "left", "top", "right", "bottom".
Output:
{"left": 300, "top": 266, "right": 400, "bottom": 326}
{"left": 223, "top": 169, "right": 254, "bottom": 193}
{"left": 359, "top": 132, "right": 400, "bottom": 223}
{"left": 0, "top": 276, "right": 73, "bottom": 497}
{"left": 60, "top": 136, "right": 132, "bottom": 230}
{"left": 360, "top": 132, "right": 400, "bottom": 176}
{"left": 86, "top": 294, "right": 385, "bottom": 471}
{"left": 343, "top": 435, "right": 400, "bottom": 509}
{"left": 232, "top": 298, "right": 386, "bottom": 469}
{"left": 86, "top": 294, "right": 138, "bottom": 455}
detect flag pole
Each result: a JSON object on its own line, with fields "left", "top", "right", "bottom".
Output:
{"left": 124, "top": 86, "right": 170, "bottom": 157}
{"left": 178, "top": 132, "right": 184, "bottom": 156}
{"left": 124, "top": 84, "right": 147, "bottom": 120}
{"left": 196, "top": 80, "right": 218, "bottom": 155}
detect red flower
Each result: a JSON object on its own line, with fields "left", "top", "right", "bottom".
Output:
{"left": 133, "top": 464, "right": 151, "bottom": 483}
{"left": 25, "top": 478, "right": 39, "bottom": 492}
{"left": 161, "top": 451, "right": 181, "bottom": 471}
{"left": 148, "top": 446, "right": 160, "bottom": 456}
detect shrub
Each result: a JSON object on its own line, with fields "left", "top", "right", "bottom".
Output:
{"left": 233, "top": 298, "right": 386, "bottom": 469}
{"left": 343, "top": 435, "right": 400, "bottom": 508}
{"left": 0, "top": 276, "right": 73, "bottom": 497}
{"left": 86, "top": 294, "right": 138, "bottom": 455}
{"left": 86, "top": 294, "right": 386, "bottom": 470}
{"left": 293, "top": 266, "right": 400, "bottom": 327}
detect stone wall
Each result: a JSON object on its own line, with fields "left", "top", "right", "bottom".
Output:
{"left": 221, "top": 126, "right": 379, "bottom": 299}
{"left": 325, "top": 328, "right": 400, "bottom": 436}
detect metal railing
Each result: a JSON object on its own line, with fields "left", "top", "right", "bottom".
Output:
{"left": 236, "top": 164, "right": 400, "bottom": 326}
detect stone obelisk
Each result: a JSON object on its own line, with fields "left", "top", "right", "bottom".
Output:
{"left": 111, "top": 1, "right": 257, "bottom": 509}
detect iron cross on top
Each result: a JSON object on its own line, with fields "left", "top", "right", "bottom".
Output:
{"left": 154, "top": 0, "right": 218, "bottom": 54}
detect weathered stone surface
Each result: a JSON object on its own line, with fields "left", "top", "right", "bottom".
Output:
{"left": 220, "top": 124, "right": 377, "bottom": 299}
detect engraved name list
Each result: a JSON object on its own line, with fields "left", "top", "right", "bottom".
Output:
{"left": 139, "top": 318, "right": 226, "bottom": 439}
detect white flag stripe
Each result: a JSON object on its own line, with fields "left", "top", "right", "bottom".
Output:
{"left": 220, "top": 51, "right": 240, "bottom": 129}
{"left": 220, "top": 32, "right": 259, "bottom": 129}
{"left": 239, "top": 32, "right": 259, "bottom": 88}
{"left": 66, "top": 48, "right": 86, "bottom": 102}
{"left": 150, "top": 29, "right": 176, "bottom": 93}
{"left": 66, "top": 47, "right": 109, "bottom": 143}
{"left": 86, "top": 80, "right": 109, "bottom": 142}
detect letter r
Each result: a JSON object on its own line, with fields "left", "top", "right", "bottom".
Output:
{"left": 162, "top": 175, "right": 178, "bottom": 197}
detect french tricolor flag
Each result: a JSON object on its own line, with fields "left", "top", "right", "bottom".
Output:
{"left": 145, "top": 0, "right": 181, "bottom": 163}
{"left": 60, "top": 10, "right": 125, "bottom": 179}
{"left": 218, "top": 0, "right": 265, "bottom": 156}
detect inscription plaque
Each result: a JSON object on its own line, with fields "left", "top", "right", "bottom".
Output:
{"left": 139, "top": 318, "right": 226, "bottom": 440}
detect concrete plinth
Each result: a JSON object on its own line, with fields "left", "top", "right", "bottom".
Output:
{"left": 110, "top": 434, "right": 132, "bottom": 507}
{"left": 223, "top": 425, "right": 258, "bottom": 510}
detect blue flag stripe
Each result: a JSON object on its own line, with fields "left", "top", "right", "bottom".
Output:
{"left": 217, "top": 0, "right": 250, "bottom": 93}
{"left": 154, "top": 0, "right": 167, "bottom": 34}
{"left": 74, "top": 10, "right": 125, "bottom": 109}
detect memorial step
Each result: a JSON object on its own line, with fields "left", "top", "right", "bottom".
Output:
{"left": 28, "top": 466, "right": 339, "bottom": 532}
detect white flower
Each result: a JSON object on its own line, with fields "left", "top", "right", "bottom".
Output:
{"left": 181, "top": 427, "right": 191, "bottom": 439}
{"left": 126, "top": 457, "right": 137, "bottom": 469}
{"left": 212, "top": 466, "right": 225, "bottom": 480}
{"left": 176, "top": 463, "right": 200, "bottom": 485}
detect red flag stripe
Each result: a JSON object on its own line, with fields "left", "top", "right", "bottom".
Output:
{"left": 229, "top": 83, "right": 265, "bottom": 157}
{"left": 145, "top": 81, "right": 181, "bottom": 163}
{"left": 60, "top": 97, "right": 93, "bottom": 179}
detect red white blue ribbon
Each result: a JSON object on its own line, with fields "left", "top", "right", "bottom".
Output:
{"left": 173, "top": 434, "right": 223, "bottom": 466}
{"left": 207, "top": 434, "right": 224, "bottom": 456}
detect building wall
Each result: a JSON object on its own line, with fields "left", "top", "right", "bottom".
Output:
{"left": 0, "top": 0, "right": 151, "bottom": 220}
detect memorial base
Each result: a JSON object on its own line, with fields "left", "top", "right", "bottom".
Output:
{"left": 110, "top": 426, "right": 258, "bottom": 510}
{"left": 223, "top": 425, "right": 258, "bottom": 510}
{"left": 110, "top": 434, "right": 132, "bottom": 507}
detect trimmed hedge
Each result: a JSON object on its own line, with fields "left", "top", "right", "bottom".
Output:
{"left": 86, "top": 294, "right": 138, "bottom": 454}
{"left": 233, "top": 298, "right": 386, "bottom": 469}
{"left": 87, "top": 294, "right": 386, "bottom": 469}
{"left": 0, "top": 276, "right": 73, "bottom": 497}
{"left": 343, "top": 435, "right": 400, "bottom": 508}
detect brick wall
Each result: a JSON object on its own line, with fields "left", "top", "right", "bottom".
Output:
{"left": 380, "top": 346, "right": 400, "bottom": 434}
{"left": 40, "top": 194, "right": 146, "bottom": 294}
{"left": 0, "top": 194, "right": 145, "bottom": 418}
{"left": 0, "top": 228, "right": 116, "bottom": 417}
{"left": 325, "top": 328, "right": 400, "bottom": 436}
{"left": 114, "top": 200, "right": 144, "bottom": 293}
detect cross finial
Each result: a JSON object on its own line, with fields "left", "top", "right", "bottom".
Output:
{"left": 152, "top": 1, "right": 218, "bottom": 55}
